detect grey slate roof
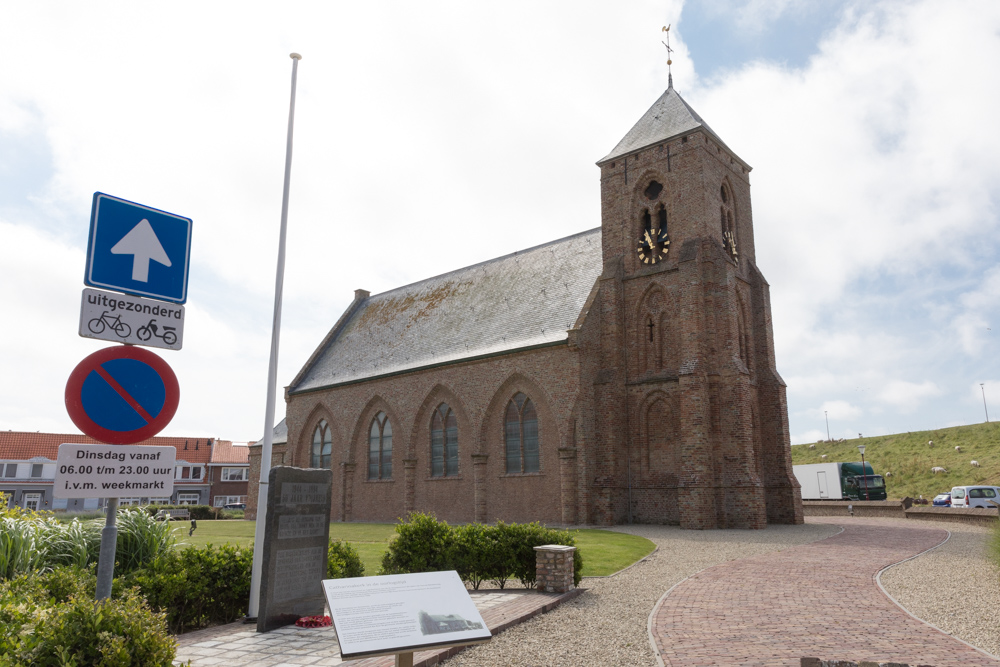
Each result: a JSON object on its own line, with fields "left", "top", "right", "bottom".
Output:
{"left": 254, "top": 418, "right": 287, "bottom": 446}
{"left": 291, "top": 228, "right": 602, "bottom": 393}
{"left": 599, "top": 85, "right": 734, "bottom": 165}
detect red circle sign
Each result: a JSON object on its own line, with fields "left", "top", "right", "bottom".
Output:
{"left": 65, "top": 345, "right": 179, "bottom": 444}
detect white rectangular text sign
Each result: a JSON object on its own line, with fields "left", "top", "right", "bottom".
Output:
{"left": 79, "top": 288, "right": 184, "bottom": 350}
{"left": 53, "top": 443, "right": 176, "bottom": 499}
{"left": 323, "top": 570, "right": 491, "bottom": 659}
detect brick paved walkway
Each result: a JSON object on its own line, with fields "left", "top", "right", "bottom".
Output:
{"left": 174, "top": 588, "right": 580, "bottom": 666}
{"left": 649, "top": 517, "right": 1000, "bottom": 667}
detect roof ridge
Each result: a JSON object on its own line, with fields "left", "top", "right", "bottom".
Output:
{"left": 369, "top": 227, "right": 601, "bottom": 300}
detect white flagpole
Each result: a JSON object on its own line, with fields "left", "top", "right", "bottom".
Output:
{"left": 248, "top": 52, "right": 301, "bottom": 621}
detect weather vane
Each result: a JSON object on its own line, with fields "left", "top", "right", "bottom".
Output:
{"left": 662, "top": 24, "right": 674, "bottom": 88}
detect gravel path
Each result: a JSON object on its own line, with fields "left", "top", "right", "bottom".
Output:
{"left": 443, "top": 522, "right": 841, "bottom": 666}
{"left": 879, "top": 519, "right": 1000, "bottom": 657}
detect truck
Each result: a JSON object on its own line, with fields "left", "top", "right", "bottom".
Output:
{"left": 793, "top": 462, "right": 887, "bottom": 501}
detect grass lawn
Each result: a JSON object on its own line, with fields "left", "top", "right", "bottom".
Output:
{"left": 170, "top": 521, "right": 654, "bottom": 577}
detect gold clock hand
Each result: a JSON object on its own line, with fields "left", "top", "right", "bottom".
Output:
{"left": 644, "top": 230, "right": 654, "bottom": 248}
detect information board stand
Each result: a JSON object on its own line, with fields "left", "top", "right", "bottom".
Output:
{"left": 323, "top": 570, "right": 491, "bottom": 661}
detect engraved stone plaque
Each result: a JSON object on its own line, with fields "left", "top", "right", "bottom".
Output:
{"left": 257, "top": 466, "right": 333, "bottom": 632}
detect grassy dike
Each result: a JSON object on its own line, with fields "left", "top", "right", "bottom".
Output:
{"left": 791, "top": 421, "right": 1000, "bottom": 500}
{"left": 173, "top": 521, "right": 654, "bottom": 577}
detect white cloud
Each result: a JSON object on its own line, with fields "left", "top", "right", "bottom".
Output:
{"left": 876, "top": 380, "right": 943, "bottom": 411}
{"left": 0, "top": 0, "right": 998, "bottom": 444}
{"left": 816, "top": 400, "right": 863, "bottom": 421}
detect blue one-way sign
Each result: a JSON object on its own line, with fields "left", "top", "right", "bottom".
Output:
{"left": 85, "top": 193, "right": 192, "bottom": 304}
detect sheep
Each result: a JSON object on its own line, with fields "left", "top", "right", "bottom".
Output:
{"left": 928, "top": 440, "right": 933, "bottom": 447}
{"left": 971, "top": 460, "right": 980, "bottom": 467}
{"left": 885, "top": 471, "right": 893, "bottom": 477}
{"left": 931, "top": 466, "right": 947, "bottom": 474}
{"left": 821, "top": 454, "right": 828, "bottom": 460}
{"left": 955, "top": 446, "right": 962, "bottom": 452}
{"left": 809, "top": 444, "right": 816, "bottom": 449}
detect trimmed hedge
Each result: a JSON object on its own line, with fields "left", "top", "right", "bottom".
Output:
{"left": 379, "top": 513, "right": 583, "bottom": 589}
{"left": 0, "top": 567, "right": 176, "bottom": 666}
{"left": 124, "top": 543, "right": 253, "bottom": 634}
{"left": 328, "top": 540, "right": 365, "bottom": 579}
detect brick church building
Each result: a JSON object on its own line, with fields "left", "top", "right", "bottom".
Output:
{"left": 248, "top": 78, "right": 804, "bottom": 529}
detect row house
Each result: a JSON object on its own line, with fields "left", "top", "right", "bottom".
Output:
{"left": 0, "top": 431, "right": 247, "bottom": 511}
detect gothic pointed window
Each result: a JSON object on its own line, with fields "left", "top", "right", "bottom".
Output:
{"left": 720, "top": 182, "right": 737, "bottom": 261}
{"left": 312, "top": 420, "right": 332, "bottom": 469}
{"left": 505, "top": 393, "right": 539, "bottom": 474}
{"left": 431, "top": 403, "right": 458, "bottom": 477}
{"left": 368, "top": 412, "right": 392, "bottom": 480}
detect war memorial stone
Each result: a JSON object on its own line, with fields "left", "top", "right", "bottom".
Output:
{"left": 257, "top": 466, "right": 333, "bottom": 632}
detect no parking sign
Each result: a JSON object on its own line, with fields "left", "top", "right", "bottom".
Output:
{"left": 65, "top": 345, "right": 179, "bottom": 444}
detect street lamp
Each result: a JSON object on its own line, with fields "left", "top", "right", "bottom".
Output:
{"left": 825, "top": 411, "right": 830, "bottom": 441}
{"left": 858, "top": 444, "right": 870, "bottom": 501}
{"left": 981, "top": 384, "right": 990, "bottom": 423}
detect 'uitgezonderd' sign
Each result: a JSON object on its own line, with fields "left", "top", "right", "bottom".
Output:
{"left": 53, "top": 443, "right": 176, "bottom": 499}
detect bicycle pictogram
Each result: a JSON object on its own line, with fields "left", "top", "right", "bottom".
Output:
{"left": 88, "top": 311, "right": 131, "bottom": 339}
{"left": 136, "top": 319, "right": 177, "bottom": 346}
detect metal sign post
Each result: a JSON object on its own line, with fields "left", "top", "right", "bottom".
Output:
{"left": 71, "top": 191, "right": 191, "bottom": 603}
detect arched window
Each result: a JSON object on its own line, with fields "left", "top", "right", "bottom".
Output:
{"left": 504, "top": 393, "right": 539, "bottom": 474}
{"left": 720, "top": 182, "right": 737, "bottom": 262}
{"left": 431, "top": 403, "right": 458, "bottom": 477}
{"left": 311, "top": 420, "right": 332, "bottom": 469}
{"left": 368, "top": 412, "right": 392, "bottom": 480}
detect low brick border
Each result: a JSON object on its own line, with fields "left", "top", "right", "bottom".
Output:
{"left": 349, "top": 588, "right": 585, "bottom": 667}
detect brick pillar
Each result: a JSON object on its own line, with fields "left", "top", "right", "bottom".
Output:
{"left": 340, "top": 462, "right": 355, "bottom": 522}
{"left": 403, "top": 458, "right": 417, "bottom": 515}
{"left": 558, "top": 448, "right": 578, "bottom": 525}
{"left": 472, "top": 454, "right": 488, "bottom": 523}
{"left": 533, "top": 544, "right": 576, "bottom": 593}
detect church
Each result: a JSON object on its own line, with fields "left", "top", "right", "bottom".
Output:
{"left": 247, "top": 74, "right": 804, "bottom": 530}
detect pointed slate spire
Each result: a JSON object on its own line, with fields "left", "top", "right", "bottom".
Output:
{"left": 598, "top": 85, "right": 732, "bottom": 165}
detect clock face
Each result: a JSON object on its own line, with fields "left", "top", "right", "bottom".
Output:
{"left": 724, "top": 230, "right": 739, "bottom": 265}
{"left": 637, "top": 227, "right": 670, "bottom": 265}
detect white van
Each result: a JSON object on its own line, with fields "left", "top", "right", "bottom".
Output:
{"left": 949, "top": 485, "right": 1000, "bottom": 508}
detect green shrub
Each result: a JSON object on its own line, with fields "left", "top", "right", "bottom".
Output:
{"left": 217, "top": 509, "right": 245, "bottom": 520}
{"left": 125, "top": 543, "right": 253, "bottom": 633}
{"left": 379, "top": 512, "right": 457, "bottom": 575}
{"left": 452, "top": 523, "right": 509, "bottom": 590}
{"left": 328, "top": 540, "right": 365, "bottom": 579}
{"left": 501, "top": 522, "right": 583, "bottom": 588}
{"left": 0, "top": 567, "right": 174, "bottom": 666}
{"left": 377, "top": 514, "right": 582, "bottom": 589}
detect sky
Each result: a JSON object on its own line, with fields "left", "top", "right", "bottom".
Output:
{"left": 1, "top": 1, "right": 998, "bottom": 445}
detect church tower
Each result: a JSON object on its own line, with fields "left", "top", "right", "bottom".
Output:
{"left": 585, "top": 76, "right": 803, "bottom": 529}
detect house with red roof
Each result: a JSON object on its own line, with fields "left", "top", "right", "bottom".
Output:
{"left": 207, "top": 440, "right": 250, "bottom": 508}
{"left": 0, "top": 431, "right": 221, "bottom": 511}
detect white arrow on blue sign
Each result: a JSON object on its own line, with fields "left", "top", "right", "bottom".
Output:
{"left": 84, "top": 193, "right": 192, "bottom": 304}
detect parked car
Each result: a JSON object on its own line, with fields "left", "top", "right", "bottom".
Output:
{"left": 949, "top": 486, "right": 1000, "bottom": 508}
{"left": 223, "top": 502, "right": 246, "bottom": 510}
{"left": 931, "top": 493, "right": 951, "bottom": 506}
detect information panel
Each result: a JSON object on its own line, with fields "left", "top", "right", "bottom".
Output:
{"left": 53, "top": 443, "right": 176, "bottom": 499}
{"left": 323, "top": 570, "right": 491, "bottom": 659}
